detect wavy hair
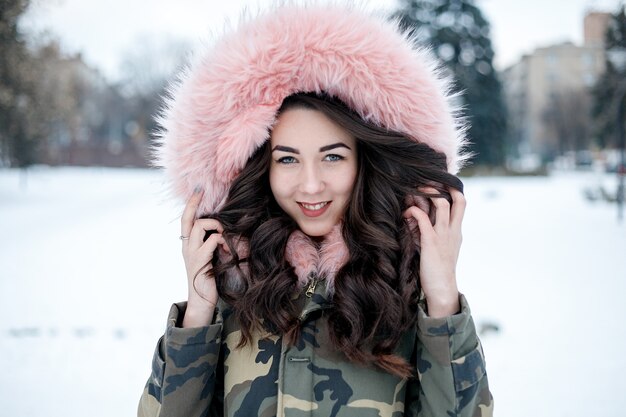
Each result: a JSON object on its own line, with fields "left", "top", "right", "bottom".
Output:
{"left": 206, "top": 93, "right": 464, "bottom": 378}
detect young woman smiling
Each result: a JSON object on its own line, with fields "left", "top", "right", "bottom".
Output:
{"left": 138, "top": 4, "right": 492, "bottom": 417}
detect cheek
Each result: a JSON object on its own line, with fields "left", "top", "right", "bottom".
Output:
{"left": 269, "top": 168, "right": 290, "bottom": 200}
{"left": 269, "top": 170, "right": 280, "bottom": 199}
{"left": 338, "top": 178, "right": 355, "bottom": 196}
{"left": 338, "top": 163, "right": 358, "bottom": 196}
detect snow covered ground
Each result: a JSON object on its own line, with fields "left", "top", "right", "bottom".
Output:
{"left": 0, "top": 166, "right": 624, "bottom": 417}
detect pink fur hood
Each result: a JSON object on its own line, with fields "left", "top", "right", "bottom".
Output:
{"left": 153, "top": 2, "right": 469, "bottom": 216}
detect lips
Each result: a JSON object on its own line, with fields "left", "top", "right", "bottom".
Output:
{"left": 298, "top": 201, "right": 331, "bottom": 217}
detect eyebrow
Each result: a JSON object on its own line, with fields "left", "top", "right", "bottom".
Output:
{"left": 320, "top": 143, "right": 352, "bottom": 152}
{"left": 271, "top": 142, "right": 352, "bottom": 154}
{"left": 272, "top": 145, "right": 299, "bottom": 154}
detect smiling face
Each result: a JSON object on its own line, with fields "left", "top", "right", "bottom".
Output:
{"left": 269, "top": 108, "right": 358, "bottom": 237}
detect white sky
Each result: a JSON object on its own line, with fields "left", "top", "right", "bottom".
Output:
{"left": 21, "top": 0, "right": 625, "bottom": 82}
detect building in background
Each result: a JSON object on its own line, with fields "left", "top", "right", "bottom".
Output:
{"left": 584, "top": 11, "right": 613, "bottom": 46}
{"left": 502, "top": 11, "right": 611, "bottom": 169}
{"left": 34, "top": 43, "right": 150, "bottom": 167}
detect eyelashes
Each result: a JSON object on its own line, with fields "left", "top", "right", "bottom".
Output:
{"left": 276, "top": 156, "right": 297, "bottom": 164}
{"left": 275, "top": 154, "right": 345, "bottom": 164}
{"left": 324, "top": 154, "right": 345, "bottom": 162}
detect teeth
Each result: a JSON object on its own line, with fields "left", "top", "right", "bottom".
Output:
{"left": 302, "top": 202, "right": 328, "bottom": 210}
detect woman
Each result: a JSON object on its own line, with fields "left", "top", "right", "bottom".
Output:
{"left": 139, "top": 4, "right": 492, "bottom": 417}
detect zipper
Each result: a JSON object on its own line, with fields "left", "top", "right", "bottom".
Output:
{"left": 305, "top": 277, "right": 318, "bottom": 298}
{"left": 299, "top": 274, "right": 326, "bottom": 321}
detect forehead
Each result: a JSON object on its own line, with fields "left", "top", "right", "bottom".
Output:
{"left": 270, "top": 108, "right": 355, "bottom": 148}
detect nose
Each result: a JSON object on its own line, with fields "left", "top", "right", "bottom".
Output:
{"left": 298, "top": 163, "right": 325, "bottom": 194}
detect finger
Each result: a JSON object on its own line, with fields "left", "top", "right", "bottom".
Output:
{"left": 406, "top": 194, "right": 430, "bottom": 214}
{"left": 403, "top": 206, "right": 434, "bottom": 240}
{"left": 188, "top": 233, "right": 225, "bottom": 278}
{"left": 221, "top": 241, "right": 231, "bottom": 253}
{"left": 189, "top": 219, "right": 224, "bottom": 248}
{"left": 199, "top": 232, "right": 226, "bottom": 256}
{"left": 432, "top": 195, "right": 450, "bottom": 229}
{"left": 449, "top": 188, "right": 466, "bottom": 228}
{"left": 419, "top": 186, "right": 450, "bottom": 230}
{"left": 181, "top": 188, "right": 204, "bottom": 237}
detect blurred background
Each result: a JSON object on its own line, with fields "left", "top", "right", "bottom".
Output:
{"left": 1, "top": 0, "right": 625, "bottom": 416}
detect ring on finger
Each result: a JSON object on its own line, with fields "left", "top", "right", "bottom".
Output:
{"left": 179, "top": 235, "right": 190, "bottom": 240}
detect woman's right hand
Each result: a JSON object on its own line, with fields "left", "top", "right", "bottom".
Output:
{"left": 180, "top": 188, "right": 226, "bottom": 328}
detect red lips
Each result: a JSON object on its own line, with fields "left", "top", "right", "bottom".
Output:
{"left": 298, "top": 201, "right": 331, "bottom": 217}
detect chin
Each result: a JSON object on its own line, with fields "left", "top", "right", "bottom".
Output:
{"left": 297, "top": 222, "right": 335, "bottom": 237}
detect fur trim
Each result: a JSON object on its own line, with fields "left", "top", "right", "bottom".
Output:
{"left": 217, "top": 224, "right": 349, "bottom": 293}
{"left": 284, "top": 223, "right": 349, "bottom": 293}
{"left": 154, "top": 2, "right": 469, "bottom": 215}
{"left": 316, "top": 223, "right": 350, "bottom": 292}
{"left": 284, "top": 230, "right": 318, "bottom": 287}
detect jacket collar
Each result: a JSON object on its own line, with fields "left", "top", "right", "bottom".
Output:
{"left": 284, "top": 223, "right": 349, "bottom": 295}
{"left": 218, "top": 223, "right": 349, "bottom": 296}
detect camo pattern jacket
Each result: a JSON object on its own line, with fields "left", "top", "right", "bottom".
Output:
{"left": 138, "top": 281, "right": 493, "bottom": 417}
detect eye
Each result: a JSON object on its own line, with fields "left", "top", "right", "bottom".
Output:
{"left": 324, "top": 154, "right": 345, "bottom": 162}
{"left": 277, "top": 156, "right": 297, "bottom": 164}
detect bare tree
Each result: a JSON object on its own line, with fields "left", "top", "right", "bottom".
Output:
{"left": 119, "top": 35, "right": 190, "bottom": 97}
{"left": 0, "top": 0, "right": 40, "bottom": 167}
{"left": 543, "top": 88, "right": 593, "bottom": 154}
{"left": 117, "top": 36, "right": 191, "bottom": 161}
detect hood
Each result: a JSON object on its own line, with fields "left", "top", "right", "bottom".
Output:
{"left": 153, "top": 2, "right": 469, "bottom": 216}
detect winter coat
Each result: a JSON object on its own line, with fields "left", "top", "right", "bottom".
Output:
{"left": 137, "top": 278, "right": 492, "bottom": 417}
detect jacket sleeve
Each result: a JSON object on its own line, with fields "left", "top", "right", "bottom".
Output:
{"left": 404, "top": 294, "right": 493, "bottom": 417}
{"left": 137, "top": 302, "right": 224, "bottom": 417}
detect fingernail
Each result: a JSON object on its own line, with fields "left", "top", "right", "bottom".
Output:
{"left": 194, "top": 185, "right": 203, "bottom": 194}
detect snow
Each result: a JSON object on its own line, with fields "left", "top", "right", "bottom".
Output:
{"left": 1, "top": 166, "right": 624, "bottom": 416}
{"left": 459, "top": 172, "right": 626, "bottom": 417}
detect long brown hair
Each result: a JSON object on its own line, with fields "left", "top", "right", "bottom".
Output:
{"left": 208, "top": 93, "right": 464, "bottom": 378}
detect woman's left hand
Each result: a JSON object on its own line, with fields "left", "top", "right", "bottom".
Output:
{"left": 403, "top": 186, "right": 465, "bottom": 318}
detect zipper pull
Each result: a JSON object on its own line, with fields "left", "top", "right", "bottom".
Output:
{"left": 305, "top": 277, "right": 318, "bottom": 298}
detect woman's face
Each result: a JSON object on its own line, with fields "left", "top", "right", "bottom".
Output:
{"left": 269, "top": 108, "right": 358, "bottom": 237}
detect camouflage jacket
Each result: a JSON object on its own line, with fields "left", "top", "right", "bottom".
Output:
{"left": 138, "top": 280, "right": 493, "bottom": 417}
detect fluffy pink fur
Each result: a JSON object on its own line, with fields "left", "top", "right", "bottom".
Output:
{"left": 284, "top": 230, "right": 318, "bottom": 286}
{"left": 284, "top": 224, "right": 349, "bottom": 293}
{"left": 153, "top": 3, "right": 469, "bottom": 216}
{"left": 213, "top": 223, "right": 347, "bottom": 293}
